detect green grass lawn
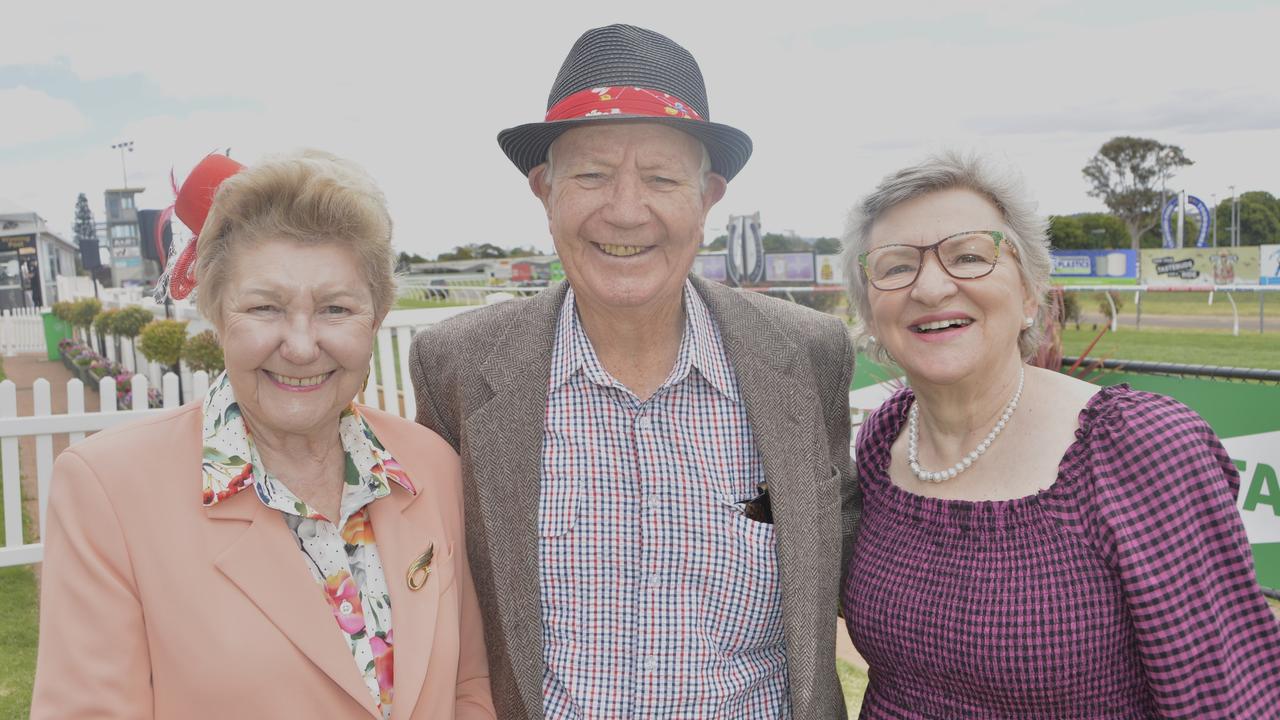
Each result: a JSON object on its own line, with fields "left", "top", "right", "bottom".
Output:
{"left": 0, "top": 358, "right": 38, "bottom": 719}
{"left": 0, "top": 550, "right": 37, "bottom": 718}
{"left": 839, "top": 659, "right": 869, "bottom": 717}
{"left": 1061, "top": 327, "right": 1280, "bottom": 370}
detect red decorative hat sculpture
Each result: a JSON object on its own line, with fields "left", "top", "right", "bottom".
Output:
{"left": 165, "top": 154, "right": 245, "bottom": 300}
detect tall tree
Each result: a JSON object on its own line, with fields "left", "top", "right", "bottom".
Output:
{"left": 703, "top": 234, "right": 728, "bottom": 251}
{"left": 1082, "top": 137, "right": 1192, "bottom": 252}
{"left": 1213, "top": 191, "right": 1280, "bottom": 246}
{"left": 73, "top": 193, "right": 98, "bottom": 272}
{"left": 1047, "top": 215, "right": 1087, "bottom": 249}
{"left": 1074, "top": 213, "right": 1131, "bottom": 249}
{"left": 812, "top": 237, "right": 842, "bottom": 255}
{"left": 761, "top": 233, "right": 810, "bottom": 253}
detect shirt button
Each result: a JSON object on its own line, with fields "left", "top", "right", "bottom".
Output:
{"left": 637, "top": 415, "right": 653, "bottom": 431}
{"left": 643, "top": 655, "right": 659, "bottom": 672}
{"left": 339, "top": 601, "right": 353, "bottom": 615}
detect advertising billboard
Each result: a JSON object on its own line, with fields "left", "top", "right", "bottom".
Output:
{"left": 692, "top": 253, "right": 728, "bottom": 283}
{"left": 0, "top": 234, "right": 36, "bottom": 254}
{"left": 764, "top": 252, "right": 815, "bottom": 283}
{"left": 1140, "top": 247, "right": 1260, "bottom": 286}
{"left": 1261, "top": 245, "right": 1280, "bottom": 286}
{"left": 816, "top": 254, "right": 844, "bottom": 285}
{"left": 1049, "top": 249, "right": 1138, "bottom": 282}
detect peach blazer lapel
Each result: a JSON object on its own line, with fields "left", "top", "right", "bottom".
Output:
{"left": 206, "top": 493, "right": 383, "bottom": 718}
{"left": 366, "top": 481, "right": 442, "bottom": 719}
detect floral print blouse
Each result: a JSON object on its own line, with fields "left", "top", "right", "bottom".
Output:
{"left": 201, "top": 372, "right": 416, "bottom": 719}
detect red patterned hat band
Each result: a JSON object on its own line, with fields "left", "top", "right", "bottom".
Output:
{"left": 544, "top": 86, "right": 704, "bottom": 123}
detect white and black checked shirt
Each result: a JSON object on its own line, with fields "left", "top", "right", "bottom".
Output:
{"left": 540, "top": 282, "right": 790, "bottom": 719}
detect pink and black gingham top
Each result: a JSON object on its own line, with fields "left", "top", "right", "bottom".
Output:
{"left": 843, "top": 384, "right": 1280, "bottom": 719}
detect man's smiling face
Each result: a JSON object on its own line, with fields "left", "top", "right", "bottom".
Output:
{"left": 531, "top": 122, "right": 726, "bottom": 315}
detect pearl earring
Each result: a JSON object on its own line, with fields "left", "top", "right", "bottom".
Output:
{"left": 1023, "top": 316, "right": 1034, "bottom": 328}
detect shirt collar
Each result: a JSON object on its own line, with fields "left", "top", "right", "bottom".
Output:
{"left": 548, "top": 280, "right": 739, "bottom": 402}
{"left": 200, "top": 372, "right": 416, "bottom": 520}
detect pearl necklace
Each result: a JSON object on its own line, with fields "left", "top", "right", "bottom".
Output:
{"left": 907, "top": 366, "right": 1025, "bottom": 483}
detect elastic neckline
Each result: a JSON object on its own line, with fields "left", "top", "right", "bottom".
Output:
{"left": 861, "top": 383, "right": 1131, "bottom": 532}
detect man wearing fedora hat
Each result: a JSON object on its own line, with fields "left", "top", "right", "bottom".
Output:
{"left": 410, "top": 24, "right": 856, "bottom": 719}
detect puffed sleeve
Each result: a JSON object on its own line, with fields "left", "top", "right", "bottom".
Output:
{"left": 31, "top": 450, "right": 154, "bottom": 719}
{"left": 1086, "top": 389, "right": 1280, "bottom": 718}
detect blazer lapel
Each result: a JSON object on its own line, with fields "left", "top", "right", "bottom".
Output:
{"left": 463, "top": 283, "right": 567, "bottom": 716}
{"left": 692, "top": 276, "right": 825, "bottom": 696}
{"left": 207, "top": 494, "right": 382, "bottom": 719}
{"left": 364, "top": 478, "right": 439, "bottom": 720}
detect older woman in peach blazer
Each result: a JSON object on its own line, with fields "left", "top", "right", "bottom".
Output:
{"left": 32, "top": 151, "right": 494, "bottom": 719}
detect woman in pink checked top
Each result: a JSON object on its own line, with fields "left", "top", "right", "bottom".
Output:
{"left": 839, "top": 151, "right": 1280, "bottom": 719}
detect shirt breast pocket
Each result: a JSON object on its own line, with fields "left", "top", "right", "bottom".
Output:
{"left": 539, "top": 472, "right": 584, "bottom": 646}
{"left": 699, "top": 496, "right": 786, "bottom": 657}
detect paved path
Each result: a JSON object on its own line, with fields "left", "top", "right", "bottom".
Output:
{"left": 4, "top": 352, "right": 98, "bottom": 584}
{"left": 836, "top": 618, "right": 867, "bottom": 670}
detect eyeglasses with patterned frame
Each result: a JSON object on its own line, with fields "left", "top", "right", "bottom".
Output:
{"left": 858, "top": 230, "right": 1017, "bottom": 291}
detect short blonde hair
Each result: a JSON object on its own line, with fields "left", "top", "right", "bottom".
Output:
{"left": 841, "top": 151, "right": 1051, "bottom": 363}
{"left": 194, "top": 149, "right": 396, "bottom": 323}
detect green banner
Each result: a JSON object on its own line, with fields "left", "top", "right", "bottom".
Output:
{"left": 850, "top": 357, "right": 1280, "bottom": 591}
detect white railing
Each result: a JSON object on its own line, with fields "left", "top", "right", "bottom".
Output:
{"left": 1, "top": 307, "right": 48, "bottom": 356}
{"left": 354, "top": 305, "right": 476, "bottom": 418}
{"left": 398, "top": 279, "right": 542, "bottom": 306}
{"left": 0, "top": 304, "right": 479, "bottom": 568}
{"left": 1059, "top": 284, "right": 1278, "bottom": 335}
{"left": 0, "top": 371, "right": 212, "bottom": 567}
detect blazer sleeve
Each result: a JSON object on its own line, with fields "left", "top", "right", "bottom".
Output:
{"left": 812, "top": 315, "right": 858, "bottom": 572}
{"left": 31, "top": 450, "right": 154, "bottom": 719}
{"left": 831, "top": 322, "right": 858, "bottom": 572}
{"left": 1087, "top": 393, "right": 1280, "bottom": 718}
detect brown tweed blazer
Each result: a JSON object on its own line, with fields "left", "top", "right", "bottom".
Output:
{"left": 409, "top": 275, "right": 859, "bottom": 719}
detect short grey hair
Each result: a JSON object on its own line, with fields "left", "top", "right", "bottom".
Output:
{"left": 841, "top": 150, "right": 1052, "bottom": 364}
{"left": 544, "top": 132, "right": 713, "bottom": 191}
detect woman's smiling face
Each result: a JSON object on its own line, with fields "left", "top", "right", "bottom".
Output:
{"left": 865, "top": 187, "right": 1035, "bottom": 388}
{"left": 217, "top": 238, "right": 380, "bottom": 439}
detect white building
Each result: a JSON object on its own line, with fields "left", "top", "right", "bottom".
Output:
{"left": 0, "top": 198, "right": 81, "bottom": 311}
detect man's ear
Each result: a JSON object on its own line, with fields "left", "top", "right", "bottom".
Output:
{"left": 702, "top": 172, "right": 727, "bottom": 212}
{"left": 529, "top": 164, "right": 552, "bottom": 217}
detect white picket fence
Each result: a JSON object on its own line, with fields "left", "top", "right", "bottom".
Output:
{"left": 1, "top": 307, "right": 47, "bottom": 356}
{"left": 0, "top": 371, "right": 211, "bottom": 566}
{"left": 0, "top": 304, "right": 477, "bottom": 568}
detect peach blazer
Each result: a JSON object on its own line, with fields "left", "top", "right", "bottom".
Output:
{"left": 31, "top": 402, "right": 495, "bottom": 719}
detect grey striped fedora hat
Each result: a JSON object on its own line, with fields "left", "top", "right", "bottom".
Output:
{"left": 497, "top": 24, "right": 753, "bottom": 182}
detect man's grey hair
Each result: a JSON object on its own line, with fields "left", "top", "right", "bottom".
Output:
{"left": 841, "top": 150, "right": 1052, "bottom": 364}
{"left": 544, "top": 133, "right": 713, "bottom": 192}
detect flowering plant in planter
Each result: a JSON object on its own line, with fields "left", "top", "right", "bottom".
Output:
{"left": 89, "top": 358, "right": 124, "bottom": 382}
{"left": 113, "top": 372, "right": 163, "bottom": 410}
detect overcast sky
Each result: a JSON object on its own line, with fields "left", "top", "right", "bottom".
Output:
{"left": 3, "top": 0, "right": 1276, "bottom": 257}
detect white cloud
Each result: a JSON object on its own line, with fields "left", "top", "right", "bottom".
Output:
{"left": 4, "top": 1, "right": 1278, "bottom": 255}
{"left": 0, "top": 86, "right": 88, "bottom": 148}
